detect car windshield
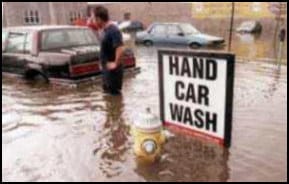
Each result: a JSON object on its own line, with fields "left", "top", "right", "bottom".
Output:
{"left": 41, "top": 29, "right": 98, "bottom": 51}
{"left": 180, "top": 24, "right": 200, "bottom": 35}
{"left": 2, "top": 31, "right": 7, "bottom": 42}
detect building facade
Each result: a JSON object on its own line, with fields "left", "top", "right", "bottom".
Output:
{"left": 191, "top": 2, "right": 287, "bottom": 19}
{"left": 2, "top": 2, "right": 87, "bottom": 27}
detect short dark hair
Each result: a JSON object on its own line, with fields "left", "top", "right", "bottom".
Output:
{"left": 93, "top": 6, "right": 109, "bottom": 22}
{"left": 124, "top": 12, "right": 131, "bottom": 20}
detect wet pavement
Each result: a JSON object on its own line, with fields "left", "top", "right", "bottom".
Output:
{"left": 2, "top": 42, "right": 287, "bottom": 181}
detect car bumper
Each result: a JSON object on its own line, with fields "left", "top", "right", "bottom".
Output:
{"left": 50, "top": 67, "right": 141, "bottom": 87}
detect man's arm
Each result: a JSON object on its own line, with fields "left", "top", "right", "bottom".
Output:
{"left": 114, "top": 46, "right": 124, "bottom": 66}
{"left": 106, "top": 45, "right": 124, "bottom": 70}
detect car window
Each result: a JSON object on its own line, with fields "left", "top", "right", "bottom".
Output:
{"left": 6, "top": 32, "right": 26, "bottom": 53}
{"left": 150, "top": 25, "right": 167, "bottom": 35}
{"left": 167, "top": 25, "right": 182, "bottom": 35}
{"left": 2, "top": 31, "right": 7, "bottom": 42}
{"left": 24, "top": 33, "right": 33, "bottom": 53}
{"left": 42, "top": 31, "right": 65, "bottom": 49}
{"left": 5, "top": 32, "right": 32, "bottom": 54}
{"left": 41, "top": 29, "right": 98, "bottom": 51}
{"left": 180, "top": 24, "right": 200, "bottom": 35}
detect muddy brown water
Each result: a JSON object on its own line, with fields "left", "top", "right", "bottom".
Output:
{"left": 2, "top": 45, "right": 287, "bottom": 181}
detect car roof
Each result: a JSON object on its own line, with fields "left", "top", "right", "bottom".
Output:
{"left": 152, "top": 22, "right": 190, "bottom": 26}
{"left": 3, "top": 25, "right": 88, "bottom": 32}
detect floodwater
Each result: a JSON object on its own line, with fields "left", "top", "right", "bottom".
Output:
{"left": 2, "top": 43, "right": 287, "bottom": 181}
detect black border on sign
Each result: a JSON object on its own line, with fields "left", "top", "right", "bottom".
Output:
{"left": 158, "top": 49, "right": 235, "bottom": 148}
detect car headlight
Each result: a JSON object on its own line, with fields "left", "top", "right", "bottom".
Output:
{"left": 142, "top": 139, "right": 157, "bottom": 155}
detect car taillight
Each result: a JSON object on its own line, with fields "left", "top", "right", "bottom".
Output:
{"left": 123, "top": 56, "right": 136, "bottom": 68}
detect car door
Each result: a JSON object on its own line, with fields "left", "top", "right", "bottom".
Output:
{"left": 148, "top": 24, "right": 168, "bottom": 46}
{"left": 2, "top": 32, "right": 31, "bottom": 75}
{"left": 2, "top": 31, "right": 8, "bottom": 68}
{"left": 167, "top": 25, "right": 188, "bottom": 47}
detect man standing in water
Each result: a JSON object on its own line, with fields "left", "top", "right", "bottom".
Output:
{"left": 89, "top": 6, "right": 124, "bottom": 95}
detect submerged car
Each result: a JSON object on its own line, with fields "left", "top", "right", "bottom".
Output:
{"left": 2, "top": 25, "right": 137, "bottom": 83}
{"left": 236, "top": 21, "right": 262, "bottom": 34}
{"left": 136, "top": 23, "right": 225, "bottom": 49}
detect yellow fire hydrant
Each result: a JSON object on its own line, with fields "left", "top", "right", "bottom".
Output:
{"left": 131, "top": 108, "right": 166, "bottom": 162}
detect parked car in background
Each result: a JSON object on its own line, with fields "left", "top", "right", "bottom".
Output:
{"left": 136, "top": 23, "right": 225, "bottom": 49}
{"left": 236, "top": 21, "right": 262, "bottom": 34}
{"left": 2, "top": 26, "right": 137, "bottom": 83}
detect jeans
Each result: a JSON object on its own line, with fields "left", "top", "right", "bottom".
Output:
{"left": 102, "top": 65, "right": 123, "bottom": 95}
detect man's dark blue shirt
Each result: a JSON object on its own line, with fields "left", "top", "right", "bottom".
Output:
{"left": 99, "top": 24, "right": 124, "bottom": 95}
{"left": 100, "top": 24, "right": 123, "bottom": 69}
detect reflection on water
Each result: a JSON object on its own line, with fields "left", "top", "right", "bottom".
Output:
{"left": 94, "top": 95, "right": 131, "bottom": 178}
{"left": 2, "top": 47, "right": 287, "bottom": 182}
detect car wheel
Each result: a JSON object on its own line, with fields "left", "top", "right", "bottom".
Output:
{"left": 144, "top": 40, "right": 153, "bottom": 47}
{"left": 25, "top": 70, "right": 49, "bottom": 84}
{"left": 189, "top": 43, "right": 202, "bottom": 49}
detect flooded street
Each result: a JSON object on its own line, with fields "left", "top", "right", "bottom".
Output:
{"left": 2, "top": 45, "right": 287, "bottom": 182}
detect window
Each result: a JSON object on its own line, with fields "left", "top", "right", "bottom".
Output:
{"left": 179, "top": 24, "right": 200, "bottom": 35}
{"left": 41, "top": 29, "right": 98, "bottom": 51}
{"left": 24, "top": 10, "right": 41, "bottom": 25}
{"left": 30, "top": 11, "right": 34, "bottom": 23}
{"left": 24, "top": 33, "right": 33, "bottom": 53}
{"left": 5, "top": 32, "right": 32, "bottom": 53}
{"left": 2, "top": 31, "right": 8, "bottom": 42}
{"left": 6, "top": 33, "right": 26, "bottom": 53}
{"left": 167, "top": 25, "right": 182, "bottom": 35}
{"left": 24, "top": 11, "right": 29, "bottom": 24}
{"left": 35, "top": 11, "right": 40, "bottom": 24}
{"left": 151, "top": 25, "right": 166, "bottom": 35}
{"left": 69, "top": 11, "right": 82, "bottom": 24}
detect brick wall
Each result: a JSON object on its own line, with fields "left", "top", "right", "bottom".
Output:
{"left": 89, "top": 2, "right": 192, "bottom": 27}
{"left": 3, "top": 2, "right": 87, "bottom": 27}
{"left": 3, "top": 2, "right": 50, "bottom": 27}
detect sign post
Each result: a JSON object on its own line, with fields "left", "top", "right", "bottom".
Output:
{"left": 158, "top": 50, "right": 235, "bottom": 147}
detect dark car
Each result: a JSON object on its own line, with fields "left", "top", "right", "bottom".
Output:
{"left": 136, "top": 23, "right": 225, "bottom": 49}
{"left": 2, "top": 25, "right": 138, "bottom": 83}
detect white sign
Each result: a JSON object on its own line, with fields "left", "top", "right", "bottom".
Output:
{"left": 158, "top": 50, "right": 235, "bottom": 147}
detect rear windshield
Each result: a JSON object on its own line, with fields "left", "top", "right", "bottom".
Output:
{"left": 2, "top": 31, "right": 7, "bottom": 42}
{"left": 41, "top": 29, "right": 98, "bottom": 51}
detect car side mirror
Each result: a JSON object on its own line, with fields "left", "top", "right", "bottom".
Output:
{"left": 178, "top": 32, "right": 184, "bottom": 36}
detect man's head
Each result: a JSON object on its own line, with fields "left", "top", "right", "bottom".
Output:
{"left": 93, "top": 6, "right": 109, "bottom": 28}
{"left": 124, "top": 12, "right": 131, "bottom": 21}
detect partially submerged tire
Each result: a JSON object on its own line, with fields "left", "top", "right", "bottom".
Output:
{"left": 144, "top": 40, "right": 153, "bottom": 47}
{"left": 25, "top": 70, "right": 49, "bottom": 84}
{"left": 189, "top": 43, "right": 202, "bottom": 49}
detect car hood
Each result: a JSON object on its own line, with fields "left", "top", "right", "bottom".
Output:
{"left": 192, "top": 33, "right": 224, "bottom": 41}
